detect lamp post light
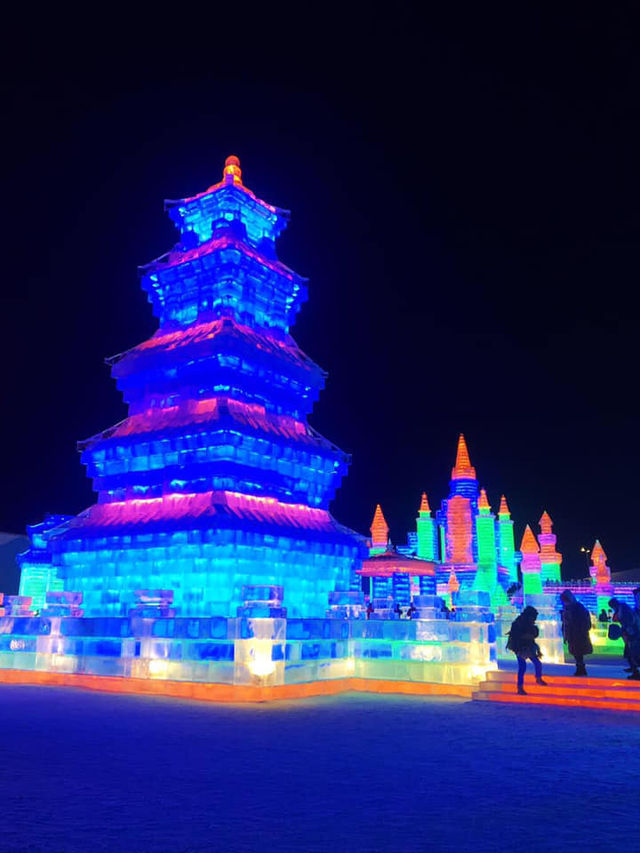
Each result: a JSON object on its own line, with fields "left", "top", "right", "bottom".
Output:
{"left": 580, "top": 546, "right": 591, "bottom": 579}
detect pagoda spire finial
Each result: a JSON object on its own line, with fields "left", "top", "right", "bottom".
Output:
{"left": 451, "top": 433, "right": 476, "bottom": 481}
{"left": 419, "top": 492, "right": 431, "bottom": 514}
{"left": 223, "top": 154, "right": 243, "bottom": 186}
{"left": 478, "top": 488, "right": 491, "bottom": 511}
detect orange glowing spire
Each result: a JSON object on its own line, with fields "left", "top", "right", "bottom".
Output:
{"left": 447, "top": 568, "right": 460, "bottom": 593}
{"left": 370, "top": 504, "right": 389, "bottom": 549}
{"left": 451, "top": 434, "right": 476, "bottom": 481}
{"left": 591, "top": 540, "right": 607, "bottom": 565}
{"left": 419, "top": 492, "right": 431, "bottom": 514}
{"left": 539, "top": 511, "right": 553, "bottom": 535}
{"left": 590, "top": 539, "right": 610, "bottom": 586}
{"left": 520, "top": 525, "right": 539, "bottom": 554}
{"left": 222, "top": 154, "right": 243, "bottom": 186}
{"left": 498, "top": 495, "right": 511, "bottom": 517}
{"left": 478, "top": 489, "right": 491, "bottom": 511}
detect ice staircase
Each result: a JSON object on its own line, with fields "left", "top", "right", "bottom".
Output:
{"left": 473, "top": 669, "right": 640, "bottom": 712}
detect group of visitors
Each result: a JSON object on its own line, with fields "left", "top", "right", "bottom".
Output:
{"left": 606, "top": 592, "right": 640, "bottom": 679}
{"left": 365, "top": 600, "right": 456, "bottom": 620}
{"left": 507, "top": 587, "right": 640, "bottom": 693}
{"left": 365, "top": 601, "right": 418, "bottom": 619}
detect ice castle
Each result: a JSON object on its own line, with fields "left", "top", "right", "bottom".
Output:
{"left": 0, "top": 157, "right": 504, "bottom": 699}
{"left": 9, "top": 155, "right": 633, "bottom": 700}
{"left": 366, "top": 433, "right": 640, "bottom": 661}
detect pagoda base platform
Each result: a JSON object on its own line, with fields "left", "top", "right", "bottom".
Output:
{"left": 0, "top": 668, "right": 473, "bottom": 703}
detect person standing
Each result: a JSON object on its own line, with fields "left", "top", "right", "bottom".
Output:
{"left": 560, "top": 590, "right": 593, "bottom": 676}
{"left": 506, "top": 606, "right": 547, "bottom": 695}
{"left": 609, "top": 598, "right": 640, "bottom": 680}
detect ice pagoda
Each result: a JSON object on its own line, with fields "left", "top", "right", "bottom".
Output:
{"left": 23, "top": 156, "right": 365, "bottom": 619}
{"left": 4, "top": 157, "right": 502, "bottom": 700}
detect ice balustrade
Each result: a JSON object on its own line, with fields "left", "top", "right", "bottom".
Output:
{"left": 0, "top": 587, "right": 497, "bottom": 686}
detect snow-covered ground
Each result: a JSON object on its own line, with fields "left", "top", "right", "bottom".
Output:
{"left": 1, "top": 683, "right": 638, "bottom": 852}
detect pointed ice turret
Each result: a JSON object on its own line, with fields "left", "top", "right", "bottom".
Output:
{"left": 370, "top": 504, "right": 389, "bottom": 555}
{"left": 589, "top": 539, "right": 611, "bottom": 586}
{"left": 495, "top": 495, "right": 517, "bottom": 583}
{"left": 474, "top": 488, "right": 498, "bottom": 598}
{"left": 520, "top": 526, "right": 539, "bottom": 554}
{"left": 478, "top": 489, "right": 491, "bottom": 512}
{"left": 416, "top": 492, "right": 438, "bottom": 561}
{"left": 451, "top": 434, "right": 476, "bottom": 481}
{"left": 439, "top": 435, "right": 477, "bottom": 569}
{"left": 448, "top": 568, "right": 460, "bottom": 593}
{"left": 448, "top": 434, "right": 479, "bottom": 502}
{"left": 519, "top": 525, "right": 542, "bottom": 596}
{"left": 538, "top": 510, "right": 562, "bottom": 583}
{"left": 539, "top": 511, "right": 552, "bottom": 535}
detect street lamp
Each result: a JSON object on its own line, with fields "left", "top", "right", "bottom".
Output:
{"left": 580, "top": 546, "right": 591, "bottom": 579}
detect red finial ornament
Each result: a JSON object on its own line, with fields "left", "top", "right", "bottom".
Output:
{"left": 223, "top": 155, "right": 242, "bottom": 186}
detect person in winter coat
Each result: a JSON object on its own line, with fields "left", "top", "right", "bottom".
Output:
{"left": 560, "top": 590, "right": 593, "bottom": 676}
{"left": 609, "top": 598, "right": 640, "bottom": 680}
{"left": 507, "top": 606, "right": 547, "bottom": 695}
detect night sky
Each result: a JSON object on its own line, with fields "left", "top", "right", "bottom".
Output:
{"left": 2, "top": 6, "right": 639, "bottom": 577}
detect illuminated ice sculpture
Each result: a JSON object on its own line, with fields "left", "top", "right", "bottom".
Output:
{"left": 24, "top": 156, "right": 366, "bottom": 620}
{"left": 3, "top": 159, "right": 503, "bottom": 697}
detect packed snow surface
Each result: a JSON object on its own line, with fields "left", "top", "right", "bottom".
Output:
{"left": 1, "top": 685, "right": 638, "bottom": 852}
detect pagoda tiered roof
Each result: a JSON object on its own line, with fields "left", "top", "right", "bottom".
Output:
{"left": 140, "top": 232, "right": 303, "bottom": 283}
{"left": 109, "top": 315, "right": 321, "bottom": 376}
{"left": 80, "top": 397, "right": 342, "bottom": 452}
{"left": 165, "top": 156, "right": 287, "bottom": 234}
{"left": 53, "top": 490, "right": 358, "bottom": 542}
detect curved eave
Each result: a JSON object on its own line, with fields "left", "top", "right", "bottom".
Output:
{"left": 359, "top": 552, "right": 437, "bottom": 577}
{"left": 50, "top": 500, "right": 364, "bottom": 552}
{"left": 138, "top": 236, "right": 306, "bottom": 286}
{"left": 164, "top": 183, "right": 288, "bottom": 218}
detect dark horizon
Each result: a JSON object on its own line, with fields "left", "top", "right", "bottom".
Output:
{"left": 2, "top": 6, "right": 639, "bottom": 577}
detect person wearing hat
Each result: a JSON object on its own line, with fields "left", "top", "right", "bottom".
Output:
{"left": 506, "top": 605, "right": 548, "bottom": 695}
{"left": 608, "top": 597, "right": 640, "bottom": 680}
{"left": 559, "top": 590, "right": 593, "bottom": 676}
